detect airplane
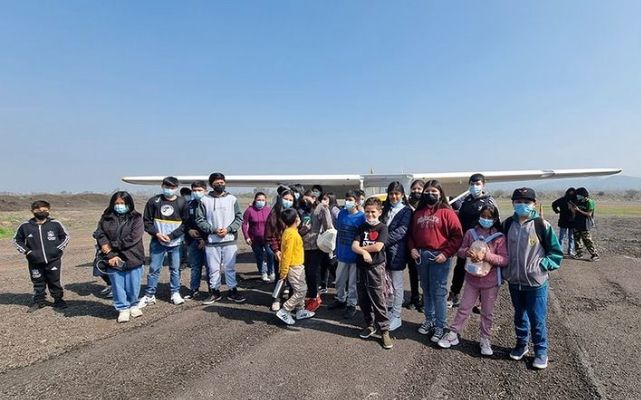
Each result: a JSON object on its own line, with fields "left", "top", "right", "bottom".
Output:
{"left": 122, "top": 168, "right": 622, "bottom": 204}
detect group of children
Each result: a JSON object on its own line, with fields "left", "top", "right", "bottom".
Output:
{"left": 12, "top": 172, "right": 568, "bottom": 369}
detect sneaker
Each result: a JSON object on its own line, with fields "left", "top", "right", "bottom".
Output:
{"left": 261, "top": 273, "right": 270, "bottom": 282}
{"left": 271, "top": 300, "right": 281, "bottom": 311}
{"left": 202, "top": 290, "right": 222, "bottom": 305}
{"left": 447, "top": 293, "right": 460, "bottom": 308}
{"left": 268, "top": 273, "right": 276, "bottom": 282}
{"left": 328, "top": 299, "right": 347, "bottom": 310}
{"left": 130, "top": 307, "right": 143, "bottom": 318}
{"left": 472, "top": 305, "right": 481, "bottom": 315}
{"left": 276, "top": 308, "right": 295, "bottom": 325}
{"left": 430, "top": 327, "right": 445, "bottom": 343}
{"left": 480, "top": 337, "right": 493, "bottom": 356}
{"left": 402, "top": 300, "right": 416, "bottom": 310}
{"left": 295, "top": 309, "right": 315, "bottom": 320}
{"left": 318, "top": 286, "right": 328, "bottom": 295}
{"left": 532, "top": 354, "right": 549, "bottom": 369}
{"left": 27, "top": 302, "right": 46, "bottom": 313}
{"left": 343, "top": 305, "right": 357, "bottom": 319}
{"left": 99, "top": 286, "right": 113, "bottom": 298}
{"left": 117, "top": 309, "right": 130, "bottom": 323}
{"left": 418, "top": 320, "right": 434, "bottom": 335}
{"left": 170, "top": 292, "right": 185, "bottom": 305}
{"left": 381, "top": 331, "right": 393, "bottom": 349}
{"left": 590, "top": 255, "right": 600, "bottom": 262}
{"left": 389, "top": 316, "right": 402, "bottom": 332}
{"left": 359, "top": 325, "right": 376, "bottom": 339}
{"left": 509, "top": 344, "right": 529, "bottom": 360}
{"left": 138, "top": 295, "right": 156, "bottom": 309}
{"left": 53, "top": 299, "right": 68, "bottom": 309}
{"left": 437, "top": 330, "right": 459, "bottom": 348}
{"left": 184, "top": 289, "right": 199, "bottom": 300}
{"left": 306, "top": 296, "right": 322, "bottom": 312}
{"left": 227, "top": 288, "right": 247, "bottom": 303}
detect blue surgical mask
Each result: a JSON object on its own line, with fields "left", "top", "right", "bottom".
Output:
{"left": 162, "top": 187, "right": 176, "bottom": 197}
{"left": 281, "top": 199, "right": 293, "bottom": 209}
{"left": 469, "top": 184, "right": 483, "bottom": 197}
{"left": 312, "top": 191, "right": 321, "bottom": 198}
{"left": 479, "top": 217, "right": 494, "bottom": 229}
{"left": 192, "top": 191, "right": 205, "bottom": 200}
{"left": 114, "top": 204, "right": 129, "bottom": 214}
{"left": 344, "top": 200, "right": 355, "bottom": 210}
{"left": 514, "top": 203, "right": 534, "bottom": 217}
{"left": 255, "top": 200, "right": 266, "bottom": 209}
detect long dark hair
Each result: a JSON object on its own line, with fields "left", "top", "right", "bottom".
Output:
{"left": 477, "top": 204, "right": 502, "bottom": 232}
{"left": 253, "top": 191, "right": 267, "bottom": 206}
{"left": 268, "top": 189, "right": 295, "bottom": 236}
{"left": 322, "top": 192, "right": 338, "bottom": 209}
{"left": 416, "top": 179, "right": 451, "bottom": 211}
{"left": 381, "top": 181, "right": 408, "bottom": 222}
{"left": 103, "top": 191, "right": 137, "bottom": 217}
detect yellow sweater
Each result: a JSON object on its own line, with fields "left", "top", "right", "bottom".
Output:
{"left": 280, "top": 226, "right": 304, "bottom": 279}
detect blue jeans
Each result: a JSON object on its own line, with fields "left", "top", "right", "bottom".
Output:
{"left": 558, "top": 227, "right": 575, "bottom": 255}
{"left": 416, "top": 250, "right": 451, "bottom": 329}
{"left": 509, "top": 282, "right": 549, "bottom": 357}
{"left": 188, "top": 241, "right": 207, "bottom": 292}
{"left": 145, "top": 239, "right": 182, "bottom": 296}
{"left": 251, "top": 243, "right": 274, "bottom": 275}
{"left": 108, "top": 266, "right": 143, "bottom": 311}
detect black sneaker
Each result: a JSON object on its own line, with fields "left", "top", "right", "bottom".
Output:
{"left": 202, "top": 290, "right": 222, "bottom": 305}
{"left": 328, "top": 299, "right": 347, "bottom": 310}
{"left": 343, "top": 305, "right": 357, "bottom": 319}
{"left": 53, "top": 299, "right": 68, "bottom": 309}
{"left": 591, "top": 255, "right": 600, "bottom": 262}
{"left": 27, "top": 302, "right": 46, "bottom": 313}
{"left": 227, "top": 288, "right": 247, "bottom": 303}
{"left": 184, "top": 290, "right": 200, "bottom": 300}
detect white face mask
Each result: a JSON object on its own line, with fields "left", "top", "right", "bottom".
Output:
{"left": 366, "top": 218, "right": 379, "bottom": 226}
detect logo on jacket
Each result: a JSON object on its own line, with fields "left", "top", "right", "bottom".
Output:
{"left": 161, "top": 205, "right": 175, "bottom": 217}
{"left": 528, "top": 235, "right": 539, "bottom": 247}
{"left": 47, "top": 231, "right": 56, "bottom": 241}
{"left": 31, "top": 269, "right": 42, "bottom": 279}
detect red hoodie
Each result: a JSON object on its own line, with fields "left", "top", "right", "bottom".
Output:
{"left": 407, "top": 206, "right": 463, "bottom": 258}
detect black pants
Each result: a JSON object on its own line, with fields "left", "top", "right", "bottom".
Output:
{"left": 28, "top": 259, "right": 63, "bottom": 302}
{"left": 305, "top": 249, "right": 329, "bottom": 298}
{"left": 449, "top": 256, "right": 467, "bottom": 296}
{"left": 101, "top": 274, "right": 111, "bottom": 286}
{"left": 357, "top": 263, "right": 389, "bottom": 332}
{"left": 319, "top": 254, "right": 335, "bottom": 289}
{"left": 407, "top": 257, "right": 421, "bottom": 304}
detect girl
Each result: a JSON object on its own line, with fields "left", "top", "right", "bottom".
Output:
{"left": 242, "top": 192, "right": 275, "bottom": 282}
{"left": 265, "top": 189, "right": 296, "bottom": 311}
{"left": 93, "top": 191, "right": 145, "bottom": 323}
{"left": 437, "top": 205, "right": 508, "bottom": 356}
{"left": 408, "top": 180, "right": 463, "bottom": 343}
{"left": 319, "top": 192, "right": 339, "bottom": 293}
{"left": 403, "top": 179, "right": 424, "bottom": 312}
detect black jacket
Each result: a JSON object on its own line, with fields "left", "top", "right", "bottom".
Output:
{"left": 551, "top": 197, "right": 575, "bottom": 229}
{"left": 93, "top": 211, "right": 145, "bottom": 270}
{"left": 13, "top": 218, "right": 70, "bottom": 264}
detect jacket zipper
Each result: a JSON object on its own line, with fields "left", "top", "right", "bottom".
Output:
{"left": 38, "top": 224, "right": 48, "bottom": 264}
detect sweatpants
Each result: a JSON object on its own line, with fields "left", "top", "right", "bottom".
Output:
{"left": 28, "top": 259, "right": 63, "bottom": 302}
{"left": 335, "top": 261, "right": 358, "bottom": 306}
{"left": 357, "top": 263, "right": 389, "bottom": 332}
{"left": 282, "top": 266, "right": 307, "bottom": 312}
{"left": 205, "top": 244, "right": 238, "bottom": 290}
{"left": 449, "top": 280, "right": 500, "bottom": 338}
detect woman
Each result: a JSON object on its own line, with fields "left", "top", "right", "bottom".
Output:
{"left": 242, "top": 192, "right": 275, "bottom": 282}
{"left": 93, "top": 191, "right": 145, "bottom": 323}
{"left": 403, "top": 179, "right": 424, "bottom": 311}
{"left": 408, "top": 180, "right": 463, "bottom": 343}
{"left": 381, "top": 181, "right": 413, "bottom": 332}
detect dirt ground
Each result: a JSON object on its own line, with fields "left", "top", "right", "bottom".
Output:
{"left": 0, "top": 201, "right": 640, "bottom": 399}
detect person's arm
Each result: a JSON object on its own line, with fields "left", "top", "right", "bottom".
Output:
{"left": 540, "top": 223, "right": 563, "bottom": 271}
{"left": 321, "top": 206, "right": 334, "bottom": 230}
{"left": 279, "top": 231, "right": 293, "bottom": 279}
{"left": 195, "top": 201, "right": 215, "bottom": 234}
{"left": 457, "top": 230, "right": 473, "bottom": 259}
{"left": 168, "top": 200, "right": 189, "bottom": 240}
{"left": 143, "top": 198, "right": 158, "bottom": 236}
{"left": 442, "top": 210, "right": 464, "bottom": 258}
{"left": 484, "top": 235, "right": 509, "bottom": 267}
{"left": 119, "top": 215, "right": 144, "bottom": 249}
{"left": 55, "top": 220, "right": 70, "bottom": 251}
{"left": 227, "top": 199, "right": 243, "bottom": 234}
{"left": 551, "top": 198, "right": 562, "bottom": 214}
{"left": 12, "top": 224, "right": 29, "bottom": 255}
{"left": 241, "top": 208, "right": 251, "bottom": 242}
{"left": 386, "top": 207, "right": 411, "bottom": 246}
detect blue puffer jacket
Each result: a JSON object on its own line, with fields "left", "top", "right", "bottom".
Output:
{"left": 383, "top": 205, "right": 412, "bottom": 271}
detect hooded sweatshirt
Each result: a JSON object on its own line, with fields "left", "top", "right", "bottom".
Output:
{"left": 408, "top": 206, "right": 463, "bottom": 258}
{"left": 242, "top": 204, "right": 272, "bottom": 245}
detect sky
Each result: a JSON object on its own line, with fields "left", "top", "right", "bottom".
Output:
{"left": 1, "top": 0, "right": 640, "bottom": 193}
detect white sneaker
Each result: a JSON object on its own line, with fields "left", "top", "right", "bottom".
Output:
{"left": 437, "top": 331, "right": 459, "bottom": 348}
{"left": 268, "top": 273, "right": 276, "bottom": 282}
{"left": 295, "top": 309, "right": 315, "bottom": 320}
{"left": 130, "top": 307, "right": 143, "bottom": 318}
{"left": 117, "top": 309, "right": 130, "bottom": 323}
{"left": 480, "top": 337, "right": 493, "bottom": 356}
{"left": 276, "top": 308, "right": 295, "bottom": 325}
{"left": 170, "top": 292, "right": 185, "bottom": 305}
{"left": 261, "top": 273, "right": 270, "bottom": 282}
{"left": 271, "top": 300, "right": 281, "bottom": 311}
{"left": 389, "top": 316, "right": 402, "bottom": 332}
{"left": 137, "top": 295, "right": 156, "bottom": 308}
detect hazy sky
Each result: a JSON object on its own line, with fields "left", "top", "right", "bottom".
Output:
{"left": 2, "top": 1, "right": 640, "bottom": 193}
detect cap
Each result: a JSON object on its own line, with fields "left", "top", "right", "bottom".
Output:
{"left": 511, "top": 187, "right": 536, "bottom": 201}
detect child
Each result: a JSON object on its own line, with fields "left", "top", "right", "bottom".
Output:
{"left": 352, "top": 197, "right": 392, "bottom": 350}
{"left": 503, "top": 187, "right": 563, "bottom": 370}
{"left": 437, "top": 205, "right": 508, "bottom": 356}
{"left": 569, "top": 187, "right": 600, "bottom": 261}
{"left": 275, "top": 208, "right": 315, "bottom": 325}
{"left": 13, "top": 200, "right": 70, "bottom": 312}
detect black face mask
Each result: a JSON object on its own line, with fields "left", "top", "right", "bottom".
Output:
{"left": 33, "top": 211, "right": 49, "bottom": 220}
{"left": 410, "top": 192, "right": 422, "bottom": 201}
{"left": 213, "top": 184, "right": 225, "bottom": 194}
{"left": 422, "top": 193, "right": 439, "bottom": 205}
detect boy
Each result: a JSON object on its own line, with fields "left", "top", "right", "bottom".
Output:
{"left": 139, "top": 176, "right": 189, "bottom": 307}
{"left": 275, "top": 208, "right": 315, "bottom": 325}
{"left": 184, "top": 180, "right": 208, "bottom": 299}
{"left": 13, "top": 200, "right": 70, "bottom": 312}
{"left": 503, "top": 188, "right": 563, "bottom": 369}
{"left": 569, "top": 187, "right": 600, "bottom": 261}
{"left": 352, "top": 197, "right": 392, "bottom": 350}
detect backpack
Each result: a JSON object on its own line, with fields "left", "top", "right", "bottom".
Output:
{"left": 503, "top": 216, "right": 550, "bottom": 253}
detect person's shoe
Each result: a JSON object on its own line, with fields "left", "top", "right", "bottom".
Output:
{"left": 180, "top": 262, "right": 190, "bottom": 271}
{"left": 480, "top": 337, "right": 493, "bottom": 356}
{"left": 590, "top": 254, "right": 600, "bottom": 262}
{"left": 572, "top": 252, "right": 583, "bottom": 259}
{"left": 261, "top": 273, "right": 270, "bottom": 282}
{"left": 389, "top": 316, "right": 402, "bottom": 332}
{"left": 170, "top": 292, "right": 185, "bottom": 305}
{"left": 305, "top": 296, "right": 322, "bottom": 312}
{"left": 276, "top": 309, "right": 295, "bottom": 325}
{"left": 472, "top": 305, "right": 481, "bottom": 314}
{"left": 328, "top": 299, "right": 347, "bottom": 310}
{"left": 402, "top": 300, "right": 416, "bottom": 310}
{"left": 99, "top": 286, "right": 113, "bottom": 298}
{"left": 295, "top": 309, "right": 315, "bottom": 320}
{"left": 437, "top": 330, "right": 459, "bottom": 348}
{"left": 532, "top": 354, "right": 549, "bottom": 369}
{"left": 27, "top": 302, "right": 46, "bottom": 313}
{"left": 283, "top": 288, "right": 290, "bottom": 297}
{"left": 227, "top": 288, "right": 247, "bottom": 303}
{"left": 53, "top": 299, "right": 68, "bottom": 309}
{"left": 381, "top": 331, "right": 393, "bottom": 349}
{"left": 430, "top": 327, "right": 445, "bottom": 343}
{"left": 184, "top": 289, "right": 198, "bottom": 300}
{"left": 343, "top": 305, "right": 357, "bottom": 319}
{"left": 268, "top": 273, "right": 276, "bottom": 282}
{"left": 447, "top": 292, "right": 455, "bottom": 308}
{"left": 137, "top": 295, "right": 156, "bottom": 309}
{"left": 202, "top": 290, "right": 222, "bottom": 305}
{"left": 318, "top": 286, "right": 328, "bottom": 295}
{"left": 117, "top": 309, "right": 130, "bottom": 323}
{"left": 449, "top": 293, "right": 460, "bottom": 308}
{"left": 510, "top": 344, "right": 529, "bottom": 360}
{"left": 359, "top": 325, "right": 376, "bottom": 339}
{"left": 418, "top": 320, "right": 434, "bottom": 335}
{"left": 130, "top": 307, "right": 143, "bottom": 318}
{"left": 271, "top": 300, "right": 281, "bottom": 311}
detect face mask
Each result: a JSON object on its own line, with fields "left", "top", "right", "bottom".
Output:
{"left": 366, "top": 218, "right": 379, "bottom": 226}
{"left": 114, "top": 204, "right": 129, "bottom": 214}
{"left": 192, "top": 191, "right": 205, "bottom": 200}
{"left": 162, "top": 188, "right": 176, "bottom": 197}
{"left": 281, "top": 199, "right": 293, "bottom": 209}
{"left": 514, "top": 203, "right": 534, "bottom": 217}
{"left": 312, "top": 191, "right": 321, "bottom": 198}
{"left": 423, "top": 193, "right": 439, "bottom": 205}
{"left": 389, "top": 197, "right": 401, "bottom": 206}
{"left": 255, "top": 200, "right": 266, "bottom": 209}
{"left": 469, "top": 184, "right": 483, "bottom": 197}
{"left": 33, "top": 211, "right": 49, "bottom": 220}
{"left": 344, "top": 200, "right": 355, "bottom": 210}
{"left": 410, "top": 192, "right": 422, "bottom": 201}
{"left": 213, "top": 184, "right": 225, "bottom": 194}
{"left": 576, "top": 195, "right": 585, "bottom": 201}
{"left": 479, "top": 217, "right": 494, "bottom": 229}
